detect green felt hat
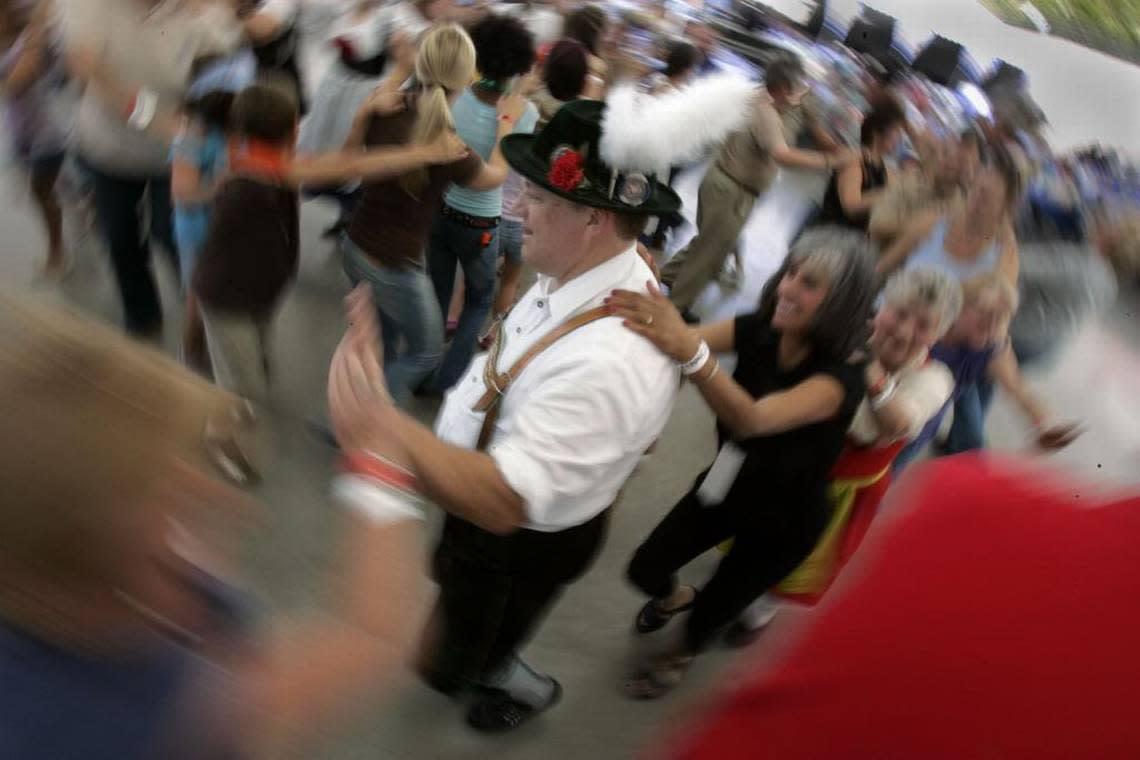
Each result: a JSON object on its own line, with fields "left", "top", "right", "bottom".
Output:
{"left": 501, "top": 99, "right": 682, "bottom": 216}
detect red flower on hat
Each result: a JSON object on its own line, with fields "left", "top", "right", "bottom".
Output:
{"left": 548, "top": 149, "right": 585, "bottom": 192}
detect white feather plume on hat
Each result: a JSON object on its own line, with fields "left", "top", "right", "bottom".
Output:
{"left": 599, "top": 72, "right": 759, "bottom": 178}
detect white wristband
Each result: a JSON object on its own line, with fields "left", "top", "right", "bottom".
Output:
{"left": 679, "top": 340, "right": 711, "bottom": 376}
{"left": 868, "top": 377, "right": 898, "bottom": 410}
{"left": 128, "top": 88, "right": 158, "bottom": 131}
{"left": 331, "top": 473, "right": 425, "bottom": 525}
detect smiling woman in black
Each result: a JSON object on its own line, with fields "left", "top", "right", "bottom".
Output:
{"left": 605, "top": 227, "right": 876, "bottom": 698}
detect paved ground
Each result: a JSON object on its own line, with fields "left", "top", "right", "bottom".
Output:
{"left": 2, "top": 161, "right": 1137, "bottom": 757}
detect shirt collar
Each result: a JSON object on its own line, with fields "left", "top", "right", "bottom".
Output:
{"left": 540, "top": 244, "right": 640, "bottom": 324}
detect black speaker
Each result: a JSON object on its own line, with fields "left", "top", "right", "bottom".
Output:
{"left": 983, "top": 60, "right": 1027, "bottom": 94}
{"left": 912, "top": 35, "right": 964, "bottom": 86}
{"left": 844, "top": 16, "right": 895, "bottom": 56}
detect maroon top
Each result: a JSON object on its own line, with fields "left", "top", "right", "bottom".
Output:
{"left": 194, "top": 176, "right": 299, "bottom": 317}
{"left": 345, "top": 92, "right": 483, "bottom": 268}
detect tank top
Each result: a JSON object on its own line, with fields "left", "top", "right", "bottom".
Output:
{"left": 907, "top": 216, "right": 1001, "bottom": 281}
{"left": 817, "top": 157, "right": 888, "bottom": 231}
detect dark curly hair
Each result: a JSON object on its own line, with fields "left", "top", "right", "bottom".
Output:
{"left": 468, "top": 13, "right": 535, "bottom": 83}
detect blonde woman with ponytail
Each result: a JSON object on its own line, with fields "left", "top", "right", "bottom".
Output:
{"left": 342, "top": 24, "right": 529, "bottom": 404}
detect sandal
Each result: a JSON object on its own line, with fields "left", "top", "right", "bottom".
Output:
{"left": 623, "top": 654, "right": 693, "bottom": 700}
{"left": 466, "top": 678, "right": 563, "bottom": 733}
{"left": 635, "top": 585, "right": 698, "bottom": 634}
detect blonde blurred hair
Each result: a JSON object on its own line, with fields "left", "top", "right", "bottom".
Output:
{"left": 400, "top": 23, "right": 476, "bottom": 197}
{"left": 960, "top": 272, "right": 1019, "bottom": 319}
{"left": 0, "top": 298, "right": 236, "bottom": 583}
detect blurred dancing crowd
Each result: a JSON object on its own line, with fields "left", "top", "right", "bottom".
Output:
{"left": 2, "top": 0, "right": 1138, "bottom": 757}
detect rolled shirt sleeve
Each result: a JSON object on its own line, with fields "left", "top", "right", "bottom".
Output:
{"left": 488, "top": 348, "right": 676, "bottom": 528}
{"left": 895, "top": 362, "right": 955, "bottom": 441}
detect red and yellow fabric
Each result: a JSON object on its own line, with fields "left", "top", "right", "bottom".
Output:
{"left": 773, "top": 438, "right": 906, "bottom": 605}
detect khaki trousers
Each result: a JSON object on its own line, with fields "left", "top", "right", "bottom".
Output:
{"left": 662, "top": 163, "right": 758, "bottom": 311}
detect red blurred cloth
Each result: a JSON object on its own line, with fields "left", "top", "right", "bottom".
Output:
{"left": 669, "top": 454, "right": 1140, "bottom": 759}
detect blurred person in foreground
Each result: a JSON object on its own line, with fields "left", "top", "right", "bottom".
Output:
{"left": 660, "top": 54, "right": 856, "bottom": 320}
{"left": 666, "top": 454, "right": 1140, "bottom": 759}
{"left": 606, "top": 228, "right": 875, "bottom": 698}
{"left": 0, "top": 296, "right": 427, "bottom": 759}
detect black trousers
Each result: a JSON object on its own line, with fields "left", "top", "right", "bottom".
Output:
{"left": 88, "top": 165, "right": 177, "bottom": 336}
{"left": 424, "top": 510, "right": 609, "bottom": 692}
{"left": 627, "top": 473, "right": 827, "bottom": 652}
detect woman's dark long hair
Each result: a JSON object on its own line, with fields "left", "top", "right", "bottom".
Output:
{"left": 756, "top": 227, "right": 877, "bottom": 360}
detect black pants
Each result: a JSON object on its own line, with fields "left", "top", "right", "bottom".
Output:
{"left": 88, "top": 165, "right": 177, "bottom": 335}
{"left": 627, "top": 474, "right": 827, "bottom": 652}
{"left": 424, "top": 510, "right": 609, "bottom": 692}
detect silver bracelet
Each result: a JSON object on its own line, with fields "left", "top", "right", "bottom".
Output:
{"left": 679, "top": 340, "right": 711, "bottom": 376}
{"left": 128, "top": 88, "right": 158, "bottom": 131}
{"left": 868, "top": 377, "right": 898, "bottom": 410}
{"left": 331, "top": 474, "right": 425, "bottom": 525}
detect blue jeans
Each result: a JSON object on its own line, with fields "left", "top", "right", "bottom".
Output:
{"left": 499, "top": 218, "right": 524, "bottom": 266}
{"left": 943, "top": 380, "right": 996, "bottom": 455}
{"left": 427, "top": 212, "right": 499, "bottom": 393}
{"left": 342, "top": 237, "right": 443, "bottom": 405}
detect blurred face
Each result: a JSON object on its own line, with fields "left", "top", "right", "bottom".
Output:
{"left": 518, "top": 182, "right": 594, "bottom": 279}
{"left": 871, "top": 300, "right": 941, "bottom": 370}
{"left": 952, "top": 302, "right": 1010, "bottom": 351}
{"left": 771, "top": 259, "right": 830, "bottom": 334}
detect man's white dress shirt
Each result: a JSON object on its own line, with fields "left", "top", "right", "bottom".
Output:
{"left": 435, "top": 245, "right": 679, "bottom": 532}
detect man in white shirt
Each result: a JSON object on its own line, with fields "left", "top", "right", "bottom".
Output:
{"left": 329, "top": 100, "right": 680, "bottom": 732}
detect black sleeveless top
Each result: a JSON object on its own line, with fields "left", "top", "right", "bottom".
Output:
{"left": 816, "top": 156, "right": 888, "bottom": 232}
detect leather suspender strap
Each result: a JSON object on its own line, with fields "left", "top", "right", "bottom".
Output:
{"left": 473, "top": 305, "right": 611, "bottom": 451}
